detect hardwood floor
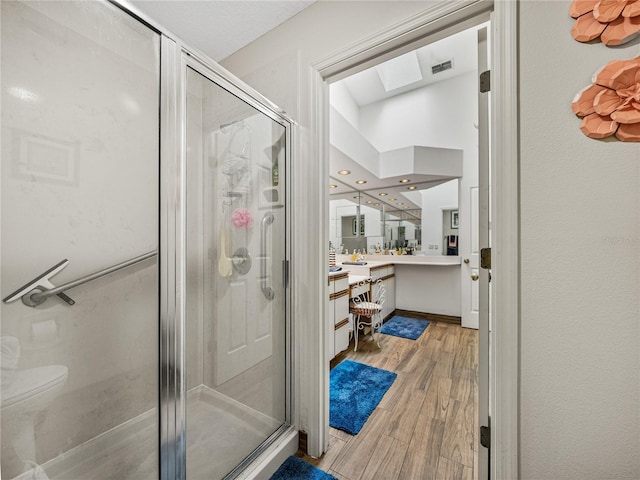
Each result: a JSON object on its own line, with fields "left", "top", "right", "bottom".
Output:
{"left": 299, "top": 321, "right": 478, "bottom": 480}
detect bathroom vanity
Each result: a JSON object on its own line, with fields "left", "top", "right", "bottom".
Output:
{"left": 328, "top": 272, "right": 350, "bottom": 359}
{"left": 327, "top": 262, "right": 396, "bottom": 359}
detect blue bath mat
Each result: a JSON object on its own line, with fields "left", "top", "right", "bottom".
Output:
{"left": 380, "top": 315, "right": 430, "bottom": 340}
{"left": 330, "top": 360, "right": 397, "bottom": 435}
{"left": 270, "top": 456, "right": 337, "bottom": 480}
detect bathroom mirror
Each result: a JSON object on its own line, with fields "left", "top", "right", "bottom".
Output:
{"left": 329, "top": 174, "right": 460, "bottom": 255}
{"left": 329, "top": 177, "right": 424, "bottom": 254}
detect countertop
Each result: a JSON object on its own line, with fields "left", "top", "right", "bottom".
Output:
{"left": 329, "top": 256, "right": 460, "bottom": 280}
{"left": 336, "top": 255, "right": 461, "bottom": 267}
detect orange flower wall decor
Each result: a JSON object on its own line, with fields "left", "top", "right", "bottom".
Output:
{"left": 570, "top": 0, "right": 640, "bottom": 46}
{"left": 572, "top": 56, "right": 640, "bottom": 141}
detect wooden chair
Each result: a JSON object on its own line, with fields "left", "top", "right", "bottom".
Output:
{"left": 350, "top": 279, "right": 386, "bottom": 352}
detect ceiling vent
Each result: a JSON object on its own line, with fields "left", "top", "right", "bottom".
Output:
{"left": 431, "top": 60, "right": 453, "bottom": 74}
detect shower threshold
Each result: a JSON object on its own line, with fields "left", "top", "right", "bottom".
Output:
{"left": 37, "top": 386, "right": 283, "bottom": 480}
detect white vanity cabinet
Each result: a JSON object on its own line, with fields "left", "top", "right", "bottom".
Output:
{"left": 369, "top": 264, "right": 396, "bottom": 320}
{"left": 328, "top": 272, "right": 350, "bottom": 359}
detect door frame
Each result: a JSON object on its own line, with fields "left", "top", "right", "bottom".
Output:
{"left": 309, "top": 1, "right": 519, "bottom": 478}
{"left": 157, "top": 19, "right": 298, "bottom": 480}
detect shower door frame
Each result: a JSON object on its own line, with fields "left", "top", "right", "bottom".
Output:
{"left": 155, "top": 16, "right": 296, "bottom": 480}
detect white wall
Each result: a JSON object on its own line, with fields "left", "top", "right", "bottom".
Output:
{"left": 330, "top": 82, "right": 359, "bottom": 129}
{"left": 519, "top": 1, "right": 639, "bottom": 478}
{"left": 357, "top": 71, "right": 476, "bottom": 254}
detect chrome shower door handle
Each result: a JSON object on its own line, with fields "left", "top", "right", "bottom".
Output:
{"left": 260, "top": 212, "right": 275, "bottom": 300}
{"left": 2, "top": 259, "right": 75, "bottom": 307}
{"left": 2, "top": 251, "right": 156, "bottom": 308}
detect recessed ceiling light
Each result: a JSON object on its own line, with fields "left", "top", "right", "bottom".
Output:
{"left": 407, "top": 186, "right": 416, "bottom": 190}
{"left": 366, "top": 200, "right": 373, "bottom": 204}
{"left": 329, "top": 184, "right": 337, "bottom": 189}
{"left": 389, "top": 197, "right": 397, "bottom": 201}
{"left": 379, "top": 193, "right": 387, "bottom": 196}
{"left": 356, "top": 179, "right": 367, "bottom": 184}
{"left": 374, "top": 203, "right": 380, "bottom": 206}
{"left": 398, "top": 202, "right": 405, "bottom": 206}
{"left": 399, "top": 179, "right": 410, "bottom": 184}
{"left": 338, "top": 170, "right": 351, "bottom": 175}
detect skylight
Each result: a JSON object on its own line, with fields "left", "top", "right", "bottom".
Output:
{"left": 375, "top": 51, "right": 423, "bottom": 92}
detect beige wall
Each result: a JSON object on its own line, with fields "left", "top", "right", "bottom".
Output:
{"left": 222, "top": 0, "right": 640, "bottom": 474}
{"left": 519, "top": 1, "right": 639, "bottom": 478}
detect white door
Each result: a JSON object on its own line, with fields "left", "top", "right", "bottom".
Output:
{"left": 460, "top": 22, "right": 493, "bottom": 333}
{"left": 187, "top": 67, "right": 288, "bottom": 387}
{"left": 460, "top": 34, "right": 484, "bottom": 330}
{"left": 476, "top": 25, "right": 490, "bottom": 480}
{"left": 461, "top": 185, "right": 481, "bottom": 330}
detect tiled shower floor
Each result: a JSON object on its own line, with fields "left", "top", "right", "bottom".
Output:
{"left": 37, "top": 386, "right": 282, "bottom": 480}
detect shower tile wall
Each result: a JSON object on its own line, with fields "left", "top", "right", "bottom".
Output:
{"left": 1, "top": 1, "right": 159, "bottom": 474}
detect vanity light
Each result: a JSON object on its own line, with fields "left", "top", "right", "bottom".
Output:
{"left": 329, "top": 184, "right": 337, "bottom": 189}
{"left": 399, "top": 178, "right": 410, "bottom": 183}
{"left": 356, "top": 180, "right": 367, "bottom": 184}
{"left": 407, "top": 186, "right": 416, "bottom": 190}
{"left": 338, "top": 170, "right": 351, "bottom": 175}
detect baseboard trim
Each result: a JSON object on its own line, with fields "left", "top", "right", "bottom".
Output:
{"left": 298, "top": 430, "right": 308, "bottom": 455}
{"left": 393, "top": 309, "right": 461, "bottom": 325}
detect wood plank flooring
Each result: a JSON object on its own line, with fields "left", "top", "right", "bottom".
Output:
{"left": 299, "top": 321, "right": 478, "bottom": 480}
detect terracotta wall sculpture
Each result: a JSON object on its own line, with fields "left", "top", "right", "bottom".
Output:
{"left": 572, "top": 56, "right": 640, "bottom": 141}
{"left": 570, "top": 1, "right": 640, "bottom": 142}
{"left": 570, "top": 0, "right": 640, "bottom": 46}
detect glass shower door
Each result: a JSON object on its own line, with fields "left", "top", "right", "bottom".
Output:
{"left": 1, "top": 2, "right": 159, "bottom": 479}
{"left": 184, "top": 65, "right": 290, "bottom": 479}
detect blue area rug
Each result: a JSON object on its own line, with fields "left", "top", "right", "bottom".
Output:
{"left": 380, "top": 315, "right": 430, "bottom": 340}
{"left": 330, "top": 359, "right": 397, "bottom": 435}
{"left": 270, "top": 456, "right": 337, "bottom": 480}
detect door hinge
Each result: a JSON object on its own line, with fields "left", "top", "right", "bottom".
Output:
{"left": 480, "top": 247, "right": 491, "bottom": 269}
{"left": 479, "top": 70, "right": 491, "bottom": 93}
{"left": 480, "top": 425, "right": 490, "bottom": 449}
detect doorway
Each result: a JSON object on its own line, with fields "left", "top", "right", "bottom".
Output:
{"left": 318, "top": 10, "right": 492, "bottom": 480}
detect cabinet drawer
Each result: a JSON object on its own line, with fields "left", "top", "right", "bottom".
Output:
{"left": 334, "top": 294, "right": 349, "bottom": 326}
{"left": 334, "top": 276, "right": 349, "bottom": 293}
{"left": 334, "top": 323, "right": 350, "bottom": 355}
{"left": 369, "top": 266, "right": 385, "bottom": 279}
{"left": 371, "top": 265, "right": 393, "bottom": 279}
